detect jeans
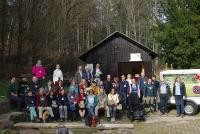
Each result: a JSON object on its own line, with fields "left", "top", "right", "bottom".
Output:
{"left": 10, "top": 95, "right": 22, "bottom": 110}
{"left": 59, "top": 106, "right": 68, "bottom": 119}
{"left": 160, "top": 94, "right": 168, "bottom": 114}
{"left": 109, "top": 106, "right": 116, "bottom": 118}
{"left": 87, "top": 104, "right": 95, "bottom": 115}
{"left": 28, "top": 107, "right": 37, "bottom": 121}
{"left": 175, "top": 95, "right": 184, "bottom": 114}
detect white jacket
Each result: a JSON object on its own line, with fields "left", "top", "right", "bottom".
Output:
{"left": 53, "top": 69, "right": 63, "bottom": 83}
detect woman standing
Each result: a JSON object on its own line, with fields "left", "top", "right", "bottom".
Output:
{"left": 107, "top": 88, "right": 119, "bottom": 122}
{"left": 32, "top": 60, "right": 46, "bottom": 87}
{"left": 53, "top": 64, "right": 63, "bottom": 84}
{"left": 173, "top": 76, "right": 186, "bottom": 118}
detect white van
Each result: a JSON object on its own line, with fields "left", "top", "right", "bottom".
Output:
{"left": 160, "top": 69, "right": 200, "bottom": 115}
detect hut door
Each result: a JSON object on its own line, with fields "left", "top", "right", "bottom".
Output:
{"left": 118, "top": 62, "right": 143, "bottom": 77}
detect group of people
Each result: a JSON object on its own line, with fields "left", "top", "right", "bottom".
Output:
{"left": 7, "top": 60, "right": 186, "bottom": 123}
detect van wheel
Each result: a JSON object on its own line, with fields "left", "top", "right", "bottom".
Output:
{"left": 184, "top": 102, "right": 198, "bottom": 115}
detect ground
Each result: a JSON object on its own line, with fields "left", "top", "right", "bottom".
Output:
{"left": 1, "top": 110, "right": 200, "bottom": 134}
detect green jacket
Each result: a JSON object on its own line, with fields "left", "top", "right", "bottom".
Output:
{"left": 7, "top": 82, "right": 17, "bottom": 97}
{"left": 145, "top": 84, "right": 155, "bottom": 97}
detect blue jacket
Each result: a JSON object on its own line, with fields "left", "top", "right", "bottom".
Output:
{"left": 138, "top": 77, "right": 147, "bottom": 92}
{"left": 25, "top": 95, "right": 36, "bottom": 109}
{"left": 119, "top": 80, "right": 129, "bottom": 95}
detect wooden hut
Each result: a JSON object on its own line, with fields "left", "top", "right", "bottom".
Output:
{"left": 79, "top": 31, "right": 158, "bottom": 78}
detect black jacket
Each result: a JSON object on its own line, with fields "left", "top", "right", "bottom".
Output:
{"left": 25, "top": 95, "right": 36, "bottom": 108}
{"left": 173, "top": 82, "right": 186, "bottom": 96}
{"left": 103, "top": 80, "right": 113, "bottom": 95}
{"left": 46, "top": 94, "right": 58, "bottom": 107}
{"left": 18, "top": 81, "right": 30, "bottom": 96}
{"left": 57, "top": 93, "right": 69, "bottom": 106}
{"left": 31, "top": 82, "right": 40, "bottom": 95}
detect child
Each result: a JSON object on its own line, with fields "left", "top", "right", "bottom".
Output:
{"left": 57, "top": 89, "right": 69, "bottom": 121}
{"left": 86, "top": 90, "right": 97, "bottom": 115}
{"left": 36, "top": 88, "right": 54, "bottom": 122}
{"left": 25, "top": 90, "right": 38, "bottom": 122}
{"left": 46, "top": 90, "right": 59, "bottom": 121}
{"left": 77, "top": 88, "right": 87, "bottom": 121}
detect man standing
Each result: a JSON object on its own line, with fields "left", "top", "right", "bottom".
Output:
{"left": 119, "top": 75, "right": 129, "bottom": 112}
{"left": 138, "top": 72, "right": 148, "bottom": 102}
{"left": 75, "top": 66, "right": 83, "bottom": 84}
{"left": 152, "top": 75, "right": 160, "bottom": 112}
{"left": 104, "top": 75, "right": 113, "bottom": 95}
{"left": 92, "top": 64, "right": 103, "bottom": 85}
{"left": 82, "top": 66, "right": 92, "bottom": 83}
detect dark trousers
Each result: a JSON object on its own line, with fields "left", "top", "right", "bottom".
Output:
{"left": 175, "top": 95, "right": 184, "bottom": 114}
{"left": 37, "top": 77, "right": 44, "bottom": 88}
{"left": 120, "top": 93, "right": 127, "bottom": 112}
{"left": 10, "top": 95, "right": 22, "bottom": 111}
{"left": 140, "top": 89, "right": 144, "bottom": 102}
{"left": 160, "top": 94, "right": 168, "bottom": 114}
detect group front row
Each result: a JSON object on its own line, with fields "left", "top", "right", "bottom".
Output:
{"left": 24, "top": 86, "right": 121, "bottom": 123}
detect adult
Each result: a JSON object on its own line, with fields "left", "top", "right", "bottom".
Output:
{"left": 103, "top": 74, "right": 113, "bottom": 95}
{"left": 75, "top": 66, "right": 83, "bottom": 84}
{"left": 44, "top": 80, "right": 53, "bottom": 95}
{"left": 131, "top": 78, "right": 139, "bottom": 95}
{"left": 138, "top": 72, "right": 148, "bottom": 102}
{"left": 95, "top": 87, "right": 110, "bottom": 120}
{"left": 119, "top": 75, "right": 129, "bottom": 112}
{"left": 32, "top": 60, "right": 46, "bottom": 87}
{"left": 173, "top": 76, "right": 186, "bottom": 118}
{"left": 30, "top": 76, "right": 40, "bottom": 96}
{"left": 82, "top": 66, "right": 92, "bottom": 83}
{"left": 126, "top": 74, "right": 132, "bottom": 94}
{"left": 7, "top": 77, "right": 22, "bottom": 111}
{"left": 152, "top": 75, "right": 160, "bottom": 112}
{"left": 112, "top": 76, "right": 119, "bottom": 91}
{"left": 92, "top": 64, "right": 103, "bottom": 85}
{"left": 159, "top": 79, "right": 170, "bottom": 116}
{"left": 53, "top": 64, "right": 63, "bottom": 84}
{"left": 107, "top": 88, "right": 119, "bottom": 122}
{"left": 144, "top": 79, "right": 156, "bottom": 113}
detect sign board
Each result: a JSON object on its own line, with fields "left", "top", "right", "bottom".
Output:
{"left": 129, "top": 53, "right": 142, "bottom": 61}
